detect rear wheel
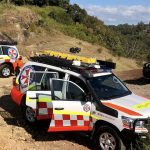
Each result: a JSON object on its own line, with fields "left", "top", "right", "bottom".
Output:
{"left": 22, "top": 106, "right": 36, "bottom": 124}
{"left": 25, "top": 106, "right": 36, "bottom": 123}
{"left": 0, "top": 64, "right": 12, "bottom": 77}
{"left": 21, "top": 98, "right": 37, "bottom": 124}
{"left": 94, "top": 126, "right": 125, "bottom": 150}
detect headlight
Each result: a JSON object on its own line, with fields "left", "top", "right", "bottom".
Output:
{"left": 122, "top": 116, "right": 134, "bottom": 129}
{"left": 122, "top": 116, "right": 148, "bottom": 134}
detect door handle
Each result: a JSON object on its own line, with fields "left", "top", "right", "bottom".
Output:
{"left": 29, "top": 97, "right": 38, "bottom": 100}
{"left": 55, "top": 108, "right": 64, "bottom": 110}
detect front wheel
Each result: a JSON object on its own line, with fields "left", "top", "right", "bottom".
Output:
{"left": 0, "top": 64, "right": 12, "bottom": 77}
{"left": 94, "top": 126, "right": 125, "bottom": 150}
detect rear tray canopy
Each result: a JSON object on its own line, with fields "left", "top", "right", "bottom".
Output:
{"left": 0, "top": 40, "right": 17, "bottom": 46}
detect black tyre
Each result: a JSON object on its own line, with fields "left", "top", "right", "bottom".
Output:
{"left": 22, "top": 105, "right": 37, "bottom": 124}
{"left": 0, "top": 64, "right": 12, "bottom": 77}
{"left": 94, "top": 126, "right": 125, "bottom": 150}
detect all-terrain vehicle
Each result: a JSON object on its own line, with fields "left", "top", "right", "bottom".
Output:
{"left": 70, "top": 47, "right": 81, "bottom": 53}
{"left": 0, "top": 41, "right": 23, "bottom": 77}
{"left": 11, "top": 50, "right": 150, "bottom": 150}
{"left": 143, "top": 62, "right": 150, "bottom": 78}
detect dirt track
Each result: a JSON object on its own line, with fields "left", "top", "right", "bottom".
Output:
{"left": 0, "top": 69, "right": 150, "bottom": 150}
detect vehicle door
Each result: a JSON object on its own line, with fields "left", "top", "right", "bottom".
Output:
{"left": 26, "top": 71, "right": 58, "bottom": 120}
{"left": 48, "top": 79, "right": 92, "bottom": 132}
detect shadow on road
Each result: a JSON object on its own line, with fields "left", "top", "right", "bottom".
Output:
{"left": 0, "top": 95, "right": 93, "bottom": 149}
{"left": 124, "top": 77, "right": 150, "bottom": 85}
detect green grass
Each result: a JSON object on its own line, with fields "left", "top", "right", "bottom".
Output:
{"left": 0, "top": 2, "right": 16, "bottom": 14}
{"left": 29, "top": 5, "right": 100, "bottom": 45}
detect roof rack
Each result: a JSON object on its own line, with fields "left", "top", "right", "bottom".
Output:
{"left": 30, "top": 50, "right": 116, "bottom": 74}
{"left": 0, "top": 40, "right": 17, "bottom": 45}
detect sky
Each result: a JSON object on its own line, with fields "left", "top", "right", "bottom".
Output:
{"left": 70, "top": 0, "right": 150, "bottom": 25}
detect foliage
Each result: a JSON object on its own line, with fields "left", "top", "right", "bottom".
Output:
{"left": 48, "top": 9, "right": 73, "bottom": 25}
{"left": 66, "top": 4, "right": 87, "bottom": 23}
{"left": 2, "top": 0, "right": 70, "bottom": 7}
{"left": 110, "top": 22, "right": 150, "bottom": 61}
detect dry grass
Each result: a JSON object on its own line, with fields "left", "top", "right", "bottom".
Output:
{"left": 17, "top": 30, "right": 139, "bottom": 71}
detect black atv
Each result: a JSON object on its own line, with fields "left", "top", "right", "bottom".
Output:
{"left": 143, "top": 62, "right": 150, "bottom": 78}
{"left": 70, "top": 47, "right": 81, "bottom": 53}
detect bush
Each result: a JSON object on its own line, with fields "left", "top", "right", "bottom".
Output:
{"left": 97, "top": 47, "right": 103, "bottom": 53}
{"left": 48, "top": 10, "right": 73, "bottom": 25}
{"left": 29, "top": 23, "right": 36, "bottom": 32}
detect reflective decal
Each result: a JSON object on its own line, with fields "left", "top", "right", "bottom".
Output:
{"left": 90, "top": 114, "right": 101, "bottom": 120}
{"left": 8, "top": 48, "right": 18, "bottom": 59}
{"left": 83, "top": 104, "right": 90, "bottom": 112}
{"left": 38, "top": 96, "right": 52, "bottom": 102}
{"left": 102, "top": 102, "right": 142, "bottom": 116}
{"left": 133, "top": 101, "right": 150, "bottom": 110}
{"left": 20, "top": 66, "right": 34, "bottom": 88}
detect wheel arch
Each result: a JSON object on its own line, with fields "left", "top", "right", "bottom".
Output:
{"left": 0, "top": 62, "right": 14, "bottom": 72}
{"left": 92, "top": 120, "right": 121, "bottom": 138}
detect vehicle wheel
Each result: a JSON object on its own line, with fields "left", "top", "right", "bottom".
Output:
{"left": 0, "top": 64, "right": 12, "bottom": 77}
{"left": 94, "top": 126, "right": 125, "bottom": 150}
{"left": 23, "top": 106, "right": 36, "bottom": 124}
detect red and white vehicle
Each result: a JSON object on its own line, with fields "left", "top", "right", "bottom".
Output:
{"left": 11, "top": 52, "right": 150, "bottom": 150}
{"left": 0, "top": 41, "right": 23, "bottom": 77}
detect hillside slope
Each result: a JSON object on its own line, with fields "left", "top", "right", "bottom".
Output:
{"left": 0, "top": 4, "right": 139, "bottom": 71}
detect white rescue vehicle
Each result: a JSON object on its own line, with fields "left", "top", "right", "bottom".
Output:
{"left": 11, "top": 50, "right": 150, "bottom": 150}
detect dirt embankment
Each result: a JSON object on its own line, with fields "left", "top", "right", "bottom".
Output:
{"left": 0, "top": 69, "right": 150, "bottom": 150}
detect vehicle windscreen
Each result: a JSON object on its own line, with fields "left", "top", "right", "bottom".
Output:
{"left": 89, "top": 74, "right": 131, "bottom": 100}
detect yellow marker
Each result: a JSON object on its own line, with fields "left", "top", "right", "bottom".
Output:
{"left": 41, "top": 50, "right": 96, "bottom": 64}
{"left": 133, "top": 101, "right": 150, "bottom": 110}
{"left": 54, "top": 110, "right": 90, "bottom": 116}
{"left": 26, "top": 96, "right": 52, "bottom": 102}
{"left": 38, "top": 96, "right": 52, "bottom": 102}
{"left": 91, "top": 114, "right": 101, "bottom": 120}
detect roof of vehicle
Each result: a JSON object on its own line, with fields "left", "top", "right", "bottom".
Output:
{"left": 24, "top": 61, "right": 85, "bottom": 81}
{"left": 28, "top": 50, "right": 116, "bottom": 78}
